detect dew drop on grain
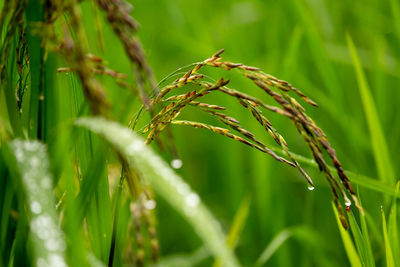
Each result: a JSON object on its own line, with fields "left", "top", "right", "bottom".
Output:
{"left": 144, "top": 199, "right": 156, "bottom": 210}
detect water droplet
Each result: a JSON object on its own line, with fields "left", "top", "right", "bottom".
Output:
{"left": 177, "top": 182, "right": 190, "bottom": 195}
{"left": 30, "top": 157, "right": 40, "bottom": 167}
{"left": 31, "top": 201, "right": 42, "bottom": 214}
{"left": 15, "top": 149, "right": 24, "bottom": 160}
{"left": 144, "top": 199, "right": 156, "bottom": 210}
{"left": 119, "top": 129, "right": 132, "bottom": 140}
{"left": 31, "top": 214, "right": 52, "bottom": 238}
{"left": 48, "top": 254, "right": 67, "bottom": 267}
{"left": 36, "top": 228, "right": 51, "bottom": 240}
{"left": 307, "top": 186, "right": 315, "bottom": 191}
{"left": 185, "top": 193, "right": 200, "bottom": 207}
{"left": 171, "top": 159, "right": 183, "bottom": 169}
{"left": 46, "top": 238, "right": 66, "bottom": 251}
{"left": 37, "top": 258, "right": 47, "bottom": 267}
{"left": 127, "top": 140, "right": 145, "bottom": 154}
{"left": 41, "top": 177, "right": 52, "bottom": 189}
{"left": 24, "top": 141, "right": 40, "bottom": 151}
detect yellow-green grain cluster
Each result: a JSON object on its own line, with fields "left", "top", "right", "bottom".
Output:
{"left": 145, "top": 49, "right": 362, "bottom": 228}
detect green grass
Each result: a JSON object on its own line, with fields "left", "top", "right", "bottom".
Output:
{"left": 333, "top": 203, "right": 362, "bottom": 267}
{"left": 1, "top": 0, "right": 399, "bottom": 266}
{"left": 346, "top": 34, "right": 395, "bottom": 186}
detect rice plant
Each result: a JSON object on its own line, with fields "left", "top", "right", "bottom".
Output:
{"left": 0, "top": 0, "right": 398, "bottom": 266}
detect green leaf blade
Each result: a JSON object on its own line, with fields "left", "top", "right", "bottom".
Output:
{"left": 332, "top": 203, "right": 362, "bottom": 267}
{"left": 10, "top": 140, "right": 67, "bottom": 267}
{"left": 346, "top": 34, "right": 395, "bottom": 186}
{"left": 382, "top": 208, "right": 395, "bottom": 267}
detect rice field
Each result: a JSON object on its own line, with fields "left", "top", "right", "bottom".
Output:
{"left": 0, "top": 0, "right": 399, "bottom": 266}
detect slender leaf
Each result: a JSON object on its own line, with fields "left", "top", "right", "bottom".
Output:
{"left": 382, "top": 208, "right": 395, "bottom": 267}
{"left": 226, "top": 195, "right": 251, "bottom": 249}
{"left": 255, "top": 229, "right": 292, "bottom": 266}
{"left": 348, "top": 212, "right": 375, "bottom": 267}
{"left": 214, "top": 195, "right": 251, "bottom": 267}
{"left": 25, "top": 0, "right": 44, "bottom": 139}
{"left": 332, "top": 203, "right": 362, "bottom": 267}
{"left": 357, "top": 192, "right": 375, "bottom": 267}
{"left": 390, "top": 0, "right": 400, "bottom": 44}
{"left": 10, "top": 140, "right": 67, "bottom": 267}
{"left": 0, "top": 151, "right": 16, "bottom": 267}
{"left": 388, "top": 182, "right": 400, "bottom": 265}
{"left": 290, "top": 0, "right": 342, "bottom": 106}
{"left": 346, "top": 34, "right": 395, "bottom": 185}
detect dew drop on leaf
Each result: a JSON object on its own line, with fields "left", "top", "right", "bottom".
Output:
{"left": 185, "top": 193, "right": 200, "bottom": 207}
{"left": 171, "top": 158, "right": 183, "bottom": 169}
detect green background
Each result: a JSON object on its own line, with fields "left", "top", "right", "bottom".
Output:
{"left": 122, "top": 0, "right": 399, "bottom": 265}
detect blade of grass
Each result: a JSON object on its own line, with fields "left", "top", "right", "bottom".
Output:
{"left": 281, "top": 25, "right": 303, "bottom": 79}
{"left": 225, "top": 195, "right": 251, "bottom": 249}
{"left": 10, "top": 139, "right": 67, "bottom": 267}
{"left": 255, "top": 228, "right": 292, "bottom": 266}
{"left": 85, "top": 149, "right": 112, "bottom": 263}
{"left": 346, "top": 34, "right": 395, "bottom": 186}
{"left": 347, "top": 211, "right": 375, "bottom": 267}
{"left": 357, "top": 192, "right": 375, "bottom": 267}
{"left": 213, "top": 195, "right": 251, "bottom": 267}
{"left": 1, "top": 33, "right": 24, "bottom": 138}
{"left": 290, "top": 0, "right": 343, "bottom": 107}
{"left": 255, "top": 226, "right": 329, "bottom": 266}
{"left": 11, "top": 195, "right": 30, "bottom": 267}
{"left": 42, "top": 53, "right": 58, "bottom": 142}
{"left": 382, "top": 207, "right": 395, "bottom": 267}
{"left": 390, "top": 0, "right": 400, "bottom": 44}
{"left": 388, "top": 182, "right": 400, "bottom": 265}
{"left": 74, "top": 140, "right": 112, "bottom": 263}
{"left": 25, "top": 0, "right": 44, "bottom": 139}
{"left": 332, "top": 203, "right": 362, "bottom": 267}
{"left": 0, "top": 143, "right": 29, "bottom": 266}
{"left": 75, "top": 116, "right": 240, "bottom": 267}
{"left": 291, "top": 226, "right": 336, "bottom": 267}
{"left": 0, "top": 152, "right": 17, "bottom": 267}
